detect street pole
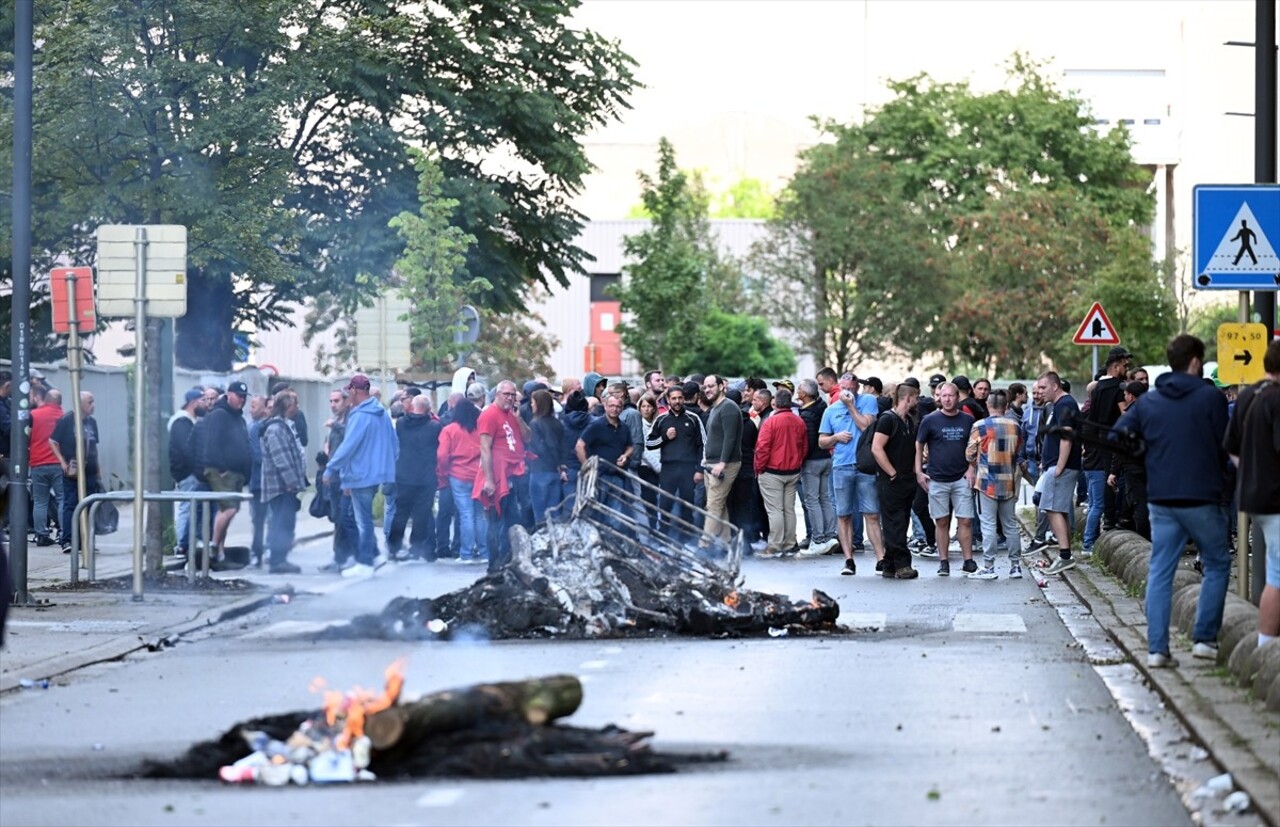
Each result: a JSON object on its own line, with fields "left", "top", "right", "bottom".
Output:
{"left": 1091, "top": 345, "right": 1098, "bottom": 380}
{"left": 132, "top": 228, "right": 149, "bottom": 602}
{"left": 8, "top": 0, "right": 34, "bottom": 606}
{"left": 66, "top": 273, "right": 90, "bottom": 572}
{"left": 1254, "top": 0, "right": 1277, "bottom": 339}
{"left": 1237, "top": 292, "right": 1252, "bottom": 598}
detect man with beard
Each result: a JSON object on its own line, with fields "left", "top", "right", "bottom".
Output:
{"left": 700, "top": 375, "right": 742, "bottom": 548}
{"left": 646, "top": 384, "right": 705, "bottom": 542}
{"left": 871, "top": 383, "right": 920, "bottom": 579}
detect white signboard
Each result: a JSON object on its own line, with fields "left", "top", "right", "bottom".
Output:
{"left": 95, "top": 224, "right": 188, "bottom": 317}
{"left": 354, "top": 292, "right": 413, "bottom": 372}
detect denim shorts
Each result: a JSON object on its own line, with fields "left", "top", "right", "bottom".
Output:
{"left": 855, "top": 471, "right": 879, "bottom": 514}
{"left": 832, "top": 465, "right": 858, "bottom": 518}
{"left": 928, "top": 477, "right": 975, "bottom": 520}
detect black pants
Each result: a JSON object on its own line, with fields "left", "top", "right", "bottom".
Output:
{"left": 388, "top": 483, "right": 436, "bottom": 559}
{"left": 638, "top": 466, "right": 661, "bottom": 530}
{"left": 1126, "top": 473, "right": 1150, "bottom": 540}
{"left": 434, "top": 483, "right": 461, "bottom": 558}
{"left": 911, "top": 484, "right": 935, "bottom": 546}
{"left": 658, "top": 461, "right": 698, "bottom": 541}
{"left": 878, "top": 475, "right": 917, "bottom": 572}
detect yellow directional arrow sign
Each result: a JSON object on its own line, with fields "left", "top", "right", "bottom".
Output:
{"left": 1216, "top": 322, "right": 1268, "bottom": 385}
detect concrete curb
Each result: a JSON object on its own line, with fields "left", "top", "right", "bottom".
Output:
{"left": 0, "top": 589, "right": 282, "bottom": 695}
{"left": 1092, "top": 530, "right": 1280, "bottom": 712}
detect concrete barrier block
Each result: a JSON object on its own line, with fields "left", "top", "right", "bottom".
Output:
{"left": 1214, "top": 601, "right": 1259, "bottom": 665}
{"left": 1122, "top": 555, "right": 1150, "bottom": 596}
{"left": 1228, "top": 635, "right": 1259, "bottom": 686}
{"left": 1171, "top": 569, "right": 1200, "bottom": 595}
{"left": 1252, "top": 639, "right": 1280, "bottom": 703}
{"left": 1172, "top": 584, "right": 1201, "bottom": 630}
{"left": 1266, "top": 672, "right": 1280, "bottom": 713}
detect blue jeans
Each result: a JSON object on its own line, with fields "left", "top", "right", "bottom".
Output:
{"left": 1146, "top": 503, "right": 1230, "bottom": 656}
{"left": 799, "top": 458, "right": 834, "bottom": 543}
{"left": 449, "top": 477, "right": 487, "bottom": 560}
{"left": 265, "top": 493, "right": 298, "bottom": 567}
{"left": 30, "top": 464, "right": 63, "bottom": 540}
{"left": 381, "top": 482, "right": 396, "bottom": 545}
{"left": 529, "top": 470, "right": 565, "bottom": 525}
{"left": 1082, "top": 469, "right": 1107, "bottom": 551}
{"left": 348, "top": 485, "right": 379, "bottom": 565}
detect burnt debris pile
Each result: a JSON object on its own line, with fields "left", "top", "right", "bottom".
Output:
{"left": 329, "top": 459, "right": 840, "bottom": 640}
{"left": 142, "top": 673, "right": 726, "bottom": 784}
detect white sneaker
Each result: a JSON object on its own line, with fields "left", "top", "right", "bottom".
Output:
{"left": 798, "top": 539, "right": 830, "bottom": 557}
{"left": 1147, "top": 652, "right": 1179, "bottom": 668}
{"left": 1192, "top": 642, "right": 1219, "bottom": 661}
{"left": 967, "top": 565, "right": 999, "bottom": 581}
{"left": 341, "top": 563, "right": 376, "bottom": 578}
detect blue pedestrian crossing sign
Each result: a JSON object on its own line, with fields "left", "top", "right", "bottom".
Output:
{"left": 1193, "top": 185, "right": 1280, "bottom": 290}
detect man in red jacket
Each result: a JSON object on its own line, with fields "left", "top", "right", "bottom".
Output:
{"left": 29, "top": 389, "right": 65, "bottom": 546}
{"left": 754, "top": 387, "right": 809, "bottom": 557}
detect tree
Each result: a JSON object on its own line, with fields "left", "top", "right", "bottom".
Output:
{"left": 750, "top": 131, "right": 951, "bottom": 372}
{"left": 0, "top": 0, "right": 637, "bottom": 369}
{"left": 468, "top": 291, "right": 561, "bottom": 382}
{"left": 711, "top": 177, "right": 776, "bottom": 219}
{"left": 612, "top": 138, "right": 712, "bottom": 372}
{"left": 674, "top": 310, "right": 795, "bottom": 378}
{"left": 392, "top": 152, "right": 490, "bottom": 375}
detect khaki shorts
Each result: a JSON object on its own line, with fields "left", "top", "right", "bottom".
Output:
{"left": 203, "top": 468, "right": 245, "bottom": 510}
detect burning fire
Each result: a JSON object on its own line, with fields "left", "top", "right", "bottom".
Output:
{"left": 312, "top": 658, "right": 407, "bottom": 749}
{"left": 722, "top": 591, "right": 741, "bottom": 609}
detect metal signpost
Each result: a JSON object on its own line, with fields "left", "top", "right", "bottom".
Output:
{"left": 1071, "top": 301, "right": 1121, "bottom": 377}
{"left": 96, "top": 225, "right": 187, "bottom": 601}
{"left": 50, "top": 267, "right": 97, "bottom": 569}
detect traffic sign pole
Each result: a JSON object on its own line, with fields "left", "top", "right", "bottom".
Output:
{"left": 65, "top": 271, "right": 90, "bottom": 572}
{"left": 132, "top": 228, "right": 149, "bottom": 602}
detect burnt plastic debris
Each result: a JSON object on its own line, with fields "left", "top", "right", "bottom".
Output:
{"left": 321, "top": 460, "right": 840, "bottom": 641}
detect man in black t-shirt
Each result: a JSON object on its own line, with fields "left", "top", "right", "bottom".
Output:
{"left": 915, "top": 383, "right": 977, "bottom": 576}
{"left": 872, "top": 384, "right": 921, "bottom": 579}
{"left": 50, "top": 391, "right": 100, "bottom": 554}
{"left": 1036, "top": 370, "right": 1083, "bottom": 575}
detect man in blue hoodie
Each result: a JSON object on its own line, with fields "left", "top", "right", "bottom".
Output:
{"left": 1116, "top": 334, "right": 1230, "bottom": 668}
{"left": 323, "top": 374, "right": 398, "bottom": 578}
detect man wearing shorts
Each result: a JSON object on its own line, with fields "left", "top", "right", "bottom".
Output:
{"left": 197, "top": 381, "right": 253, "bottom": 564}
{"left": 820, "top": 373, "right": 883, "bottom": 576}
{"left": 914, "top": 382, "right": 976, "bottom": 576}
{"left": 1036, "top": 371, "right": 1083, "bottom": 575}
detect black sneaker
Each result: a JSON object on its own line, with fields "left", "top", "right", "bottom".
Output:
{"left": 269, "top": 562, "right": 301, "bottom": 574}
{"left": 797, "top": 539, "right": 811, "bottom": 551}
{"left": 1026, "top": 537, "right": 1050, "bottom": 553}
{"left": 841, "top": 558, "right": 856, "bottom": 576}
{"left": 874, "top": 559, "right": 885, "bottom": 572}
{"left": 851, "top": 542, "right": 866, "bottom": 552}
{"left": 894, "top": 566, "right": 920, "bottom": 579}
{"left": 35, "top": 535, "right": 55, "bottom": 547}
{"left": 938, "top": 560, "right": 951, "bottom": 577}
{"left": 961, "top": 559, "right": 978, "bottom": 574}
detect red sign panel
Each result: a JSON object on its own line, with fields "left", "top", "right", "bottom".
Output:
{"left": 50, "top": 267, "right": 97, "bottom": 335}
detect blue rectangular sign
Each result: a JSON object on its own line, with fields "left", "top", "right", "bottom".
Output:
{"left": 1192, "top": 184, "right": 1280, "bottom": 290}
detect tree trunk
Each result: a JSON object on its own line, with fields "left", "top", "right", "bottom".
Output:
{"left": 364, "top": 675, "right": 583, "bottom": 753}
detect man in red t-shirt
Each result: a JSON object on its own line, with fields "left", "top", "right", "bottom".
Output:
{"left": 29, "top": 388, "right": 65, "bottom": 545}
{"left": 475, "top": 379, "right": 532, "bottom": 572}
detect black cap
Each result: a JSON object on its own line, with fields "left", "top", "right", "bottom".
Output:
{"left": 928, "top": 373, "right": 946, "bottom": 387}
{"left": 952, "top": 375, "right": 972, "bottom": 392}
{"left": 903, "top": 377, "right": 921, "bottom": 390}
{"left": 227, "top": 381, "right": 249, "bottom": 397}
{"left": 1106, "top": 346, "right": 1133, "bottom": 365}
{"left": 861, "top": 376, "right": 883, "bottom": 394}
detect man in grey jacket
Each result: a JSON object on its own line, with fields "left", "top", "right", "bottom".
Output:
{"left": 700, "top": 374, "right": 742, "bottom": 548}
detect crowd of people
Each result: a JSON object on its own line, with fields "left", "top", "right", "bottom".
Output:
{"left": 1, "top": 330, "right": 1275, "bottom": 662}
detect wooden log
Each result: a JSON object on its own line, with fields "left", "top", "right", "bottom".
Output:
{"left": 364, "top": 674, "right": 583, "bottom": 751}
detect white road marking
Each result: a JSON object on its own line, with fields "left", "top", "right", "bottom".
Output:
{"left": 578, "top": 659, "right": 610, "bottom": 670}
{"left": 415, "top": 788, "right": 465, "bottom": 807}
{"left": 952, "top": 612, "right": 1026, "bottom": 633}
{"left": 842, "top": 612, "right": 887, "bottom": 631}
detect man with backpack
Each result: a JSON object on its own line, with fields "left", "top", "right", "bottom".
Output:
{"left": 820, "top": 372, "right": 882, "bottom": 576}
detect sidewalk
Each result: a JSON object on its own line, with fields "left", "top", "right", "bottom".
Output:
{"left": 0, "top": 493, "right": 336, "bottom": 694}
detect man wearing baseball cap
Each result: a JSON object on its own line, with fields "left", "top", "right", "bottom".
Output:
{"left": 193, "top": 381, "right": 253, "bottom": 565}
{"left": 323, "top": 374, "right": 398, "bottom": 577}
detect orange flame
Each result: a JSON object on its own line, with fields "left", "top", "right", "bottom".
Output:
{"left": 722, "top": 591, "right": 741, "bottom": 609}
{"left": 313, "top": 658, "right": 409, "bottom": 749}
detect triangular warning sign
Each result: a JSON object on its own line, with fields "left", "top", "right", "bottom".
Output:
{"left": 1073, "top": 302, "right": 1120, "bottom": 345}
{"left": 1206, "top": 202, "right": 1280, "bottom": 273}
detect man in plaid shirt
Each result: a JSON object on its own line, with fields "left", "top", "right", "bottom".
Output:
{"left": 260, "top": 390, "right": 308, "bottom": 574}
{"left": 965, "top": 389, "right": 1024, "bottom": 580}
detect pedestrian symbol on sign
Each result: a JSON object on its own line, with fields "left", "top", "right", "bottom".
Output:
{"left": 1196, "top": 200, "right": 1280, "bottom": 287}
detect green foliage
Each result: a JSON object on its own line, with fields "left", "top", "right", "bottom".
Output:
{"left": 712, "top": 178, "right": 776, "bottom": 219}
{"left": 1189, "top": 301, "right": 1244, "bottom": 362}
{"left": 751, "top": 132, "right": 951, "bottom": 371}
{"left": 0, "top": 0, "right": 636, "bottom": 369}
{"left": 392, "top": 151, "right": 490, "bottom": 374}
{"left": 469, "top": 287, "right": 561, "bottom": 382}
{"left": 612, "top": 139, "right": 713, "bottom": 372}
{"left": 673, "top": 309, "right": 795, "bottom": 378}
{"left": 757, "top": 53, "right": 1161, "bottom": 375}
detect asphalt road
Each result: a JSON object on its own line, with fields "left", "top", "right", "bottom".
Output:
{"left": 0, "top": 537, "right": 1228, "bottom": 826}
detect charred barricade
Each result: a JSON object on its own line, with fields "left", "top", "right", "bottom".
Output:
{"left": 142, "top": 668, "right": 727, "bottom": 785}
{"left": 327, "top": 457, "right": 840, "bottom": 640}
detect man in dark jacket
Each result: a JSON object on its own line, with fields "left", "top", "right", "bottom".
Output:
{"left": 1116, "top": 334, "right": 1230, "bottom": 668}
{"left": 388, "top": 395, "right": 442, "bottom": 561}
{"left": 646, "top": 384, "right": 705, "bottom": 543}
{"left": 168, "top": 387, "right": 207, "bottom": 557}
{"left": 195, "top": 381, "right": 253, "bottom": 563}
{"left": 1083, "top": 346, "right": 1132, "bottom": 553}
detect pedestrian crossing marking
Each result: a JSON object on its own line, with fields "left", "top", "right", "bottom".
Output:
{"left": 952, "top": 612, "right": 1026, "bottom": 633}
{"left": 1206, "top": 201, "right": 1279, "bottom": 273}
